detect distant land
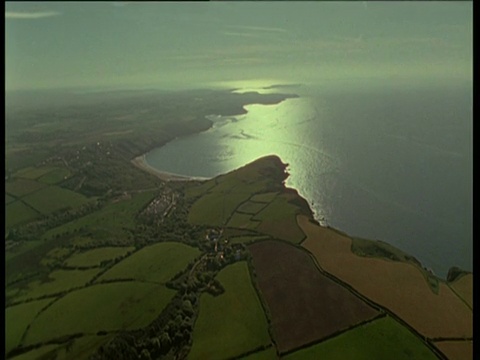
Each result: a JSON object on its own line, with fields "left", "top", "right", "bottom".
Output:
{"left": 5, "top": 88, "right": 472, "bottom": 359}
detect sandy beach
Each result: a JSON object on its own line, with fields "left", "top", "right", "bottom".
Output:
{"left": 131, "top": 155, "right": 210, "bottom": 182}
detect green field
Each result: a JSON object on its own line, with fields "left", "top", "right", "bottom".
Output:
{"left": 237, "top": 201, "right": 269, "bottom": 215}
{"left": 38, "top": 167, "right": 71, "bottom": 184}
{"left": 56, "top": 335, "right": 113, "bottom": 360}
{"left": 6, "top": 299, "right": 54, "bottom": 354}
{"left": 22, "top": 186, "right": 89, "bottom": 215}
{"left": 189, "top": 190, "right": 252, "bottom": 226}
{"left": 97, "top": 242, "right": 200, "bottom": 283}
{"left": 10, "top": 345, "right": 60, "bottom": 360}
{"left": 240, "top": 348, "right": 278, "bottom": 360}
{"left": 283, "top": 316, "right": 437, "bottom": 360}
{"left": 6, "top": 194, "right": 16, "bottom": 204}
{"left": 12, "top": 269, "right": 102, "bottom": 302}
{"left": 189, "top": 262, "right": 271, "bottom": 360}
{"left": 229, "top": 235, "right": 270, "bottom": 245}
{"left": 5, "top": 179, "right": 47, "bottom": 197}
{"left": 5, "top": 240, "right": 44, "bottom": 263}
{"left": 253, "top": 194, "right": 298, "bottom": 222}
{"left": 41, "top": 248, "right": 73, "bottom": 267}
{"left": 65, "top": 246, "right": 135, "bottom": 267}
{"left": 6, "top": 201, "right": 40, "bottom": 229}
{"left": 10, "top": 334, "right": 113, "bottom": 360}
{"left": 188, "top": 162, "right": 276, "bottom": 226}
{"left": 184, "top": 179, "right": 217, "bottom": 200}
{"left": 227, "top": 212, "right": 260, "bottom": 229}
{"left": 15, "top": 166, "right": 57, "bottom": 180}
{"left": 23, "top": 282, "right": 175, "bottom": 345}
{"left": 250, "top": 192, "right": 278, "bottom": 203}
{"left": 42, "top": 191, "right": 156, "bottom": 240}
{"left": 253, "top": 194, "right": 305, "bottom": 243}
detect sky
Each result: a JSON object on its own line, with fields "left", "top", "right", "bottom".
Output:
{"left": 5, "top": 1, "right": 473, "bottom": 91}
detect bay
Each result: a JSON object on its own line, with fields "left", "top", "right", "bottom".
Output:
{"left": 145, "top": 83, "right": 472, "bottom": 278}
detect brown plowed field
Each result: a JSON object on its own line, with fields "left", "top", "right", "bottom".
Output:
{"left": 434, "top": 340, "right": 473, "bottom": 360}
{"left": 249, "top": 240, "right": 379, "bottom": 354}
{"left": 299, "top": 215, "right": 473, "bottom": 339}
{"left": 449, "top": 274, "right": 473, "bottom": 309}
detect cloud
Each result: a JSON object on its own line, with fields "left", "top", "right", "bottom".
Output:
{"left": 222, "top": 32, "right": 266, "bottom": 39}
{"left": 226, "top": 25, "right": 286, "bottom": 33}
{"left": 5, "top": 11, "right": 61, "bottom": 19}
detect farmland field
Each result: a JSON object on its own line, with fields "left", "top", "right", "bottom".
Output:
{"left": 250, "top": 192, "right": 278, "bottom": 203}
{"left": 12, "top": 268, "right": 102, "bottom": 302}
{"left": 283, "top": 316, "right": 437, "bottom": 360}
{"left": 253, "top": 194, "right": 306, "bottom": 243}
{"left": 188, "top": 189, "right": 252, "bottom": 226}
{"left": 10, "top": 345, "right": 60, "bottom": 360}
{"left": 55, "top": 335, "right": 113, "bottom": 360}
{"left": 434, "top": 340, "right": 473, "bottom": 360}
{"left": 189, "top": 262, "right": 271, "bottom": 360}
{"left": 6, "top": 194, "right": 16, "bottom": 204}
{"left": 97, "top": 242, "right": 200, "bottom": 283}
{"left": 236, "top": 201, "right": 268, "bottom": 214}
{"left": 249, "top": 240, "right": 379, "bottom": 354}
{"left": 299, "top": 215, "right": 473, "bottom": 339}
{"left": 37, "top": 167, "right": 71, "bottom": 184}
{"left": 184, "top": 179, "right": 217, "bottom": 200}
{"left": 42, "top": 190, "right": 156, "bottom": 240}
{"left": 12, "top": 335, "right": 113, "bottom": 360}
{"left": 227, "top": 212, "right": 259, "bottom": 229}
{"left": 5, "top": 240, "right": 43, "bottom": 263}
{"left": 188, "top": 156, "right": 287, "bottom": 226}
{"left": 22, "top": 186, "right": 89, "bottom": 215}
{"left": 240, "top": 347, "right": 277, "bottom": 360}
{"left": 23, "top": 282, "right": 175, "bottom": 345}
{"left": 449, "top": 273, "right": 473, "bottom": 309}
{"left": 6, "top": 201, "right": 39, "bottom": 229}
{"left": 6, "top": 299, "right": 54, "bottom": 354}
{"left": 64, "top": 247, "right": 135, "bottom": 267}
{"left": 5, "top": 179, "right": 47, "bottom": 197}
{"left": 229, "top": 235, "right": 270, "bottom": 245}
{"left": 14, "top": 166, "right": 56, "bottom": 180}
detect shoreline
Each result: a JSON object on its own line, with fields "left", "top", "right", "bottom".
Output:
{"left": 131, "top": 155, "right": 211, "bottom": 182}
{"left": 133, "top": 152, "right": 471, "bottom": 279}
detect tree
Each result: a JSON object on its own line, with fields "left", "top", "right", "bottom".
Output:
{"left": 160, "top": 332, "right": 171, "bottom": 348}
{"left": 182, "top": 299, "right": 194, "bottom": 316}
{"left": 139, "top": 349, "right": 151, "bottom": 360}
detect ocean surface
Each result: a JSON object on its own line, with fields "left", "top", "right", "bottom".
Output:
{"left": 145, "top": 82, "right": 472, "bottom": 278}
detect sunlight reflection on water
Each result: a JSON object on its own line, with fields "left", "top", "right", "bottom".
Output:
{"left": 145, "top": 84, "right": 472, "bottom": 277}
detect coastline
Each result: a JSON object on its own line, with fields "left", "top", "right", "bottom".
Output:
{"left": 131, "top": 154, "right": 211, "bottom": 182}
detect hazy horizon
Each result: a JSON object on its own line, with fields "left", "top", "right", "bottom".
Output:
{"left": 5, "top": 1, "right": 472, "bottom": 92}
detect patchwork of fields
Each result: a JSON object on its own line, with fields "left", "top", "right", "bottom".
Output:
{"left": 5, "top": 154, "right": 472, "bottom": 360}
{"left": 5, "top": 165, "right": 86, "bottom": 230}
{"left": 249, "top": 240, "right": 379, "bottom": 354}
{"left": 299, "top": 215, "right": 473, "bottom": 339}
{"left": 187, "top": 157, "right": 308, "bottom": 245}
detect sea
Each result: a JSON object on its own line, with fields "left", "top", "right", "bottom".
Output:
{"left": 145, "top": 81, "right": 473, "bottom": 279}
